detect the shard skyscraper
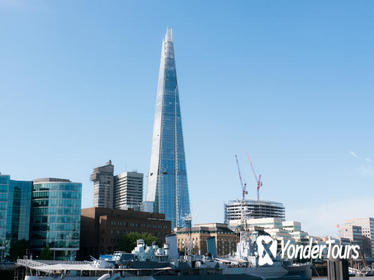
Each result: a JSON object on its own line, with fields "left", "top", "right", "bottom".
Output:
{"left": 146, "top": 28, "right": 191, "bottom": 229}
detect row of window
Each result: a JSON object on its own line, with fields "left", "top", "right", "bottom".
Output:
{"left": 110, "top": 220, "right": 168, "bottom": 229}
{"left": 32, "top": 207, "right": 81, "bottom": 216}
{"left": 32, "top": 191, "right": 81, "bottom": 199}
{"left": 32, "top": 223, "right": 80, "bottom": 232}
{"left": 33, "top": 215, "right": 80, "bottom": 224}
{"left": 33, "top": 183, "right": 80, "bottom": 192}
{"left": 31, "top": 240, "right": 80, "bottom": 249}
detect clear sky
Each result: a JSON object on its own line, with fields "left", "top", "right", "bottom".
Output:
{"left": 1, "top": 0, "right": 373, "bottom": 236}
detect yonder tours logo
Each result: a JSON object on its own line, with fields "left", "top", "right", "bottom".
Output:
{"left": 257, "top": 236, "right": 278, "bottom": 266}
{"left": 256, "top": 236, "right": 360, "bottom": 266}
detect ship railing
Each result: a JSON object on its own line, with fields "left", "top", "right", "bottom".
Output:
{"left": 17, "top": 259, "right": 90, "bottom": 268}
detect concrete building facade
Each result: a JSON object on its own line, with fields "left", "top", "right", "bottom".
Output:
{"left": 224, "top": 200, "right": 285, "bottom": 223}
{"left": 229, "top": 217, "right": 308, "bottom": 245}
{"left": 91, "top": 161, "right": 114, "bottom": 208}
{"left": 344, "top": 218, "right": 374, "bottom": 257}
{"left": 175, "top": 223, "right": 238, "bottom": 256}
{"left": 114, "top": 172, "right": 143, "bottom": 211}
{"left": 339, "top": 224, "right": 363, "bottom": 247}
{"left": 79, "top": 208, "right": 171, "bottom": 258}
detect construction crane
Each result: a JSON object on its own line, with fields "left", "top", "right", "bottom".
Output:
{"left": 235, "top": 155, "right": 248, "bottom": 229}
{"left": 246, "top": 153, "right": 262, "bottom": 201}
{"left": 235, "top": 154, "right": 248, "bottom": 202}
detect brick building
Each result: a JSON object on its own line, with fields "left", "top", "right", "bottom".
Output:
{"left": 79, "top": 207, "right": 171, "bottom": 258}
{"left": 175, "top": 223, "right": 238, "bottom": 256}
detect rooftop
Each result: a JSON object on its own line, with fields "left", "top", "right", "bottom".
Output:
{"left": 33, "top": 178, "right": 71, "bottom": 183}
{"left": 225, "top": 199, "right": 284, "bottom": 207}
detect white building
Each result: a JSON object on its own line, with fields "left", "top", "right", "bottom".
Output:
{"left": 344, "top": 218, "right": 374, "bottom": 257}
{"left": 224, "top": 200, "right": 285, "bottom": 223}
{"left": 282, "top": 221, "right": 309, "bottom": 244}
{"left": 229, "top": 217, "right": 308, "bottom": 244}
{"left": 114, "top": 172, "right": 143, "bottom": 211}
{"left": 339, "top": 224, "right": 363, "bottom": 246}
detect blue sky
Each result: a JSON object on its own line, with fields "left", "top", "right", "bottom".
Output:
{"left": 1, "top": 0, "right": 373, "bottom": 236}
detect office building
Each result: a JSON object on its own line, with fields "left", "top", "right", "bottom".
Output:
{"left": 146, "top": 28, "right": 191, "bottom": 228}
{"left": 229, "top": 217, "right": 308, "bottom": 245}
{"left": 339, "top": 224, "right": 363, "bottom": 247}
{"left": 79, "top": 208, "right": 171, "bottom": 258}
{"left": 224, "top": 199, "right": 285, "bottom": 223}
{"left": 344, "top": 218, "right": 374, "bottom": 257}
{"left": 0, "top": 173, "right": 32, "bottom": 255}
{"left": 30, "top": 178, "right": 81, "bottom": 260}
{"left": 175, "top": 223, "right": 238, "bottom": 256}
{"left": 238, "top": 218, "right": 292, "bottom": 242}
{"left": 282, "top": 221, "right": 309, "bottom": 244}
{"left": 91, "top": 161, "right": 143, "bottom": 211}
{"left": 114, "top": 172, "right": 143, "bottom": 211}
{"left": 91, "top": 160, "right": 114, "bottom": 208}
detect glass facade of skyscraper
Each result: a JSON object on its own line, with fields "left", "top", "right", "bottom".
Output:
{"left": 30, "top": 178, "right": 81, "bottom": 260}
{"left": 0, "top": 175, "right": 10, "bottom": 243}
{"left": 0, "top": 174, "right": 32, "bottom": 255}
{"left": 146, "top": 28, "right": 191, "bottom": 228}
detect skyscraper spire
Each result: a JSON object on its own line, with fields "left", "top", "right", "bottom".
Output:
{"left": 165, "top": 27, "right": 173, "bottom": 42}
{"left": 146, "top": 29, "right": 191, "bottom": 229}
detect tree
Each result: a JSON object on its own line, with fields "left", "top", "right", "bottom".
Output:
{"left": 119, "top": 232, "right": 158, "bottom": 253}
{"left": 142, "top": 232, "right": 158, "bottom": 247}
{"left": 40, "top": 247, "right": 53, "bottom": 260}
{"left": 9, "top": 239, "right": 29, "bottom": 261}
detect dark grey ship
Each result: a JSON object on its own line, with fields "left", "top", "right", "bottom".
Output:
{"left": 17, "top": 232, "right": 312, "bottom": 280}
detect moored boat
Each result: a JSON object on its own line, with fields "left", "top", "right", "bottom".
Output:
{"left": 17, "top": 232, "right": 311, "bottom": 280}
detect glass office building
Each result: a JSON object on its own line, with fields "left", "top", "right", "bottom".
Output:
{"left": 30, "top": 178, "right": 81, "bottom": 260}
{"left": 0, "top": 173, "right": 32, "bottom": 256}
{"left": 146, "top": 28, "right": 191, "bottom": 228}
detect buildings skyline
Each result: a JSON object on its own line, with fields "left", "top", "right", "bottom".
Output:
{"left": 0, "top": 169, "right": 373, "bottom": 261}
{"left": 0, "top": 7, "right": 373, "bottom": 262}
{"left": 91, "top": 160, "right": 144, "bottom": 211}
{"left": 146, "top": 28, "right": 191, "bottom": 229}
{"left": 2, "top": 1, "right": 374, "bottom": 237}
{"left": 0, "top": 19, "right": 372, "bottom": 241}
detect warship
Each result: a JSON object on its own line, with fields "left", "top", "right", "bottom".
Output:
{"left": 17, "top": 232, "right": 312, "bottom": 280}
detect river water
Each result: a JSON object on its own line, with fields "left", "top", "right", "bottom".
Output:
{"left": 313, "top": 277, "right": 374, "bottom": 280}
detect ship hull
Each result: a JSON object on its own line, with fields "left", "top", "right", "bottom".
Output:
{"left": 284, "top": 264, "right": 312, "bottom": 280}
{"left": 154, "top": 276, "right": 261, "bottom": 280}
{"left": 222, "top": 265, "right": 288, "bottom": 279}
